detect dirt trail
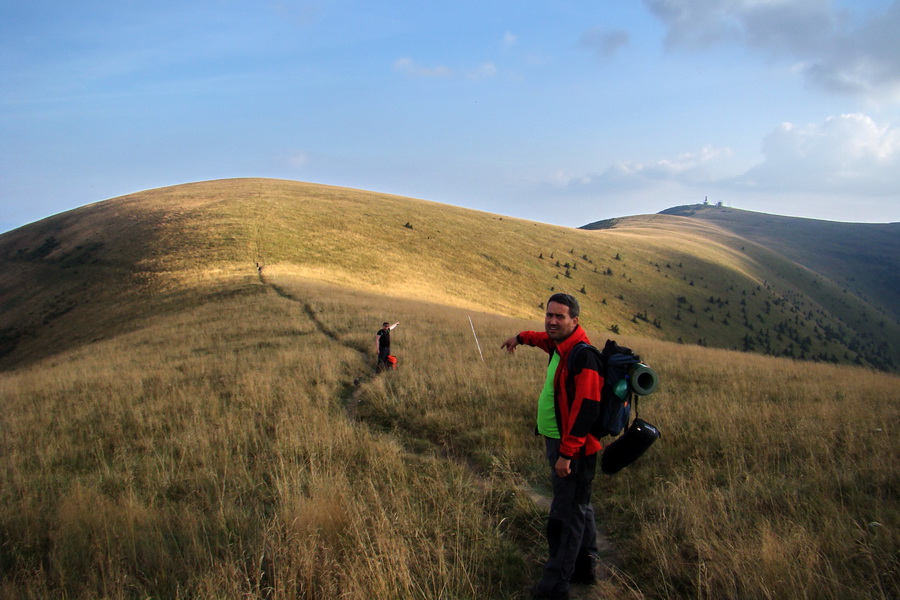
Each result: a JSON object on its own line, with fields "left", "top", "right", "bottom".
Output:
{"left": 255, "top": 263, "right": 623, "bottom": 599}
{"left": 259, "top": 266, "right": 372, "bottom": 418}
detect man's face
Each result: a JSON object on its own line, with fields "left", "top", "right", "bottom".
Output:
{"left": 545, "top": 301, "right": 578, "bottom": 342}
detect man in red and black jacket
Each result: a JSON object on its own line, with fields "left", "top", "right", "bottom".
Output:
{"left": 502, "top": 293, "right": 603, "bottom": 600}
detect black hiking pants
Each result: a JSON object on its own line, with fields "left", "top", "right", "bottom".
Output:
{"left": 377, "top": 346, "right": 390, "bottom": 370}
{"left": 536, "top": 438, "right": 599, "bottom": 597}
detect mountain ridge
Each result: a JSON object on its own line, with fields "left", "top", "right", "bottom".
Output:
{"left": 650, "top": 204, "right": 899, "bottom": 321}
{"left": 1, "top": 178, "right": 897, "bottom": 371}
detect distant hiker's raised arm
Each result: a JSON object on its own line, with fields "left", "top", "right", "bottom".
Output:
{"left": 500, "top": 334, "right": 520, "bottom": 353}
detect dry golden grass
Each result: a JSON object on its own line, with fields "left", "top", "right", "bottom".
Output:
{"left": 0, "top": 279, "right": 532, "bottom": 599}
{"left": 2, "top": 270, "right": 896, "bottom": 599}
{"left": 599, "top": 340, "right": 899, "bottom": 600}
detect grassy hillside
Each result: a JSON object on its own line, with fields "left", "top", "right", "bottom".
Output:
{"left": 582, "top": 211, "right": 899, "bottom": 371}
{"left": 1, "top": 272, "right": 897, "bottom": 599}
{"left": 1, "top": 178, "right": 897, "bottom": 372}
{"left": 651, "top": 204, "right": 900, "bottom": 322}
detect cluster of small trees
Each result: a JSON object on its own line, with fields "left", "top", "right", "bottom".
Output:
{"left": 538, "top": 248, "right": 627, "bottom": 301}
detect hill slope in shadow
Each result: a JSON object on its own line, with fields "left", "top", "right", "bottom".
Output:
{"left": 651, "top": 204, "right": 900, "bottom": 322}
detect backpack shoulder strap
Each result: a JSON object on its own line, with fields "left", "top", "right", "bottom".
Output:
{"left": 567, "top": 341, "right": 602, "bottom": 374}
{"left": 567, "top": 341, "right": 586, "bottom": 371}
{"left": 566, "top": 342, "right": 604, "bottom": 403}
{"left": 563, "top": 342, "right": 603, "bottom": 431}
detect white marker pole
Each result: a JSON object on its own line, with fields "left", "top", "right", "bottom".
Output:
{"left": 468, "top": 316, "right": 485, "bottom": 363}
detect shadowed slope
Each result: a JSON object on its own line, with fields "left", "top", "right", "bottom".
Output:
{"left": 651, "top": 204, "right": 900, "bottom": 321}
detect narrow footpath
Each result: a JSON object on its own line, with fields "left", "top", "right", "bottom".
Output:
{"left": 254, "top": 261, "right": 624, "bottom": 599}
{"left": 258, "top": 263, "right": 371, "bottom": 419}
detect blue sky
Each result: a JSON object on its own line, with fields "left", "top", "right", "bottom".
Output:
{"left": 2, "top": 0, "right": 899, "bottom": 232}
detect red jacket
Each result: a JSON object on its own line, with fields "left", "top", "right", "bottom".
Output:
{"left": 518, "top": 325, "right": 604, "bottom": 458}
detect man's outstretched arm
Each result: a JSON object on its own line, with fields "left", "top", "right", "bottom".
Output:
{"left": 507, "top": 331, "right": 554, "bottom": 354}
{"left": 500, "top": 334, "right": 520, "bottom": 353}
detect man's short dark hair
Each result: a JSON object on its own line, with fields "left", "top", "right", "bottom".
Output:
{"left": 547, "top": 293, "right": 580, "bottom": 318}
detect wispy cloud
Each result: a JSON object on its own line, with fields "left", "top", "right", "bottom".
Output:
{"left": 543, "top": 114, "right": 900, "bottom": 198}
{"left": 269, "top": 1, "right": 321, "bottom": 26}
{"left": 578, "top": 28, "right": 630, "bottom": 59}
{"left": 393, "top": 57, "right": 497, "bottom": 79}
{"left": 285, "top": 151, "right": 310, "bottom": 168}
{"left": 733, "top": 113, "right": 900, "bottom": 194}
{"left": 393, "top": 57, "right": 453, "bottom": 78}
{"left": 550, "top": 144, "right": 733, "bottom": 190}
{"left": 642, "top": 0, "right": 900, "bottom": 100}
{"left": 470, "top": 62, "right": 497, "bottom": 78}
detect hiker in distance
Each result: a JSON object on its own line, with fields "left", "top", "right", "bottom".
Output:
{"left": 501, "top": 293, "right": 603, "bottom": 600}
{"left": 375, "top": 321, "right": 399, "bottom": 372}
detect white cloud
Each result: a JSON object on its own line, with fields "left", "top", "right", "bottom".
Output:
{"left": 549, "top": 144, "right": 734, "bottom": 190}
{"left": 503, "top": 31, "right": 518, "bottom": 48}
{"left": 641, "top": 144, "right": 734, "bottom": 178}
{"left": 642, "top": 0, "right": 900, "bottom": 100}
{"left": 733, "top": 113, "right": 900, "bottom": 193}
{"left": 540, "top": 113, "right": 899, "bottom": 200}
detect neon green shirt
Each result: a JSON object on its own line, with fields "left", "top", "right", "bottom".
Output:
{"left": 536, "top": 351, "right": 561, "bottom": 438}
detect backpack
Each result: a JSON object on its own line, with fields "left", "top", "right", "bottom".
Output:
{"left": 567, "top": 339, "right": 642, "bottom": 438}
